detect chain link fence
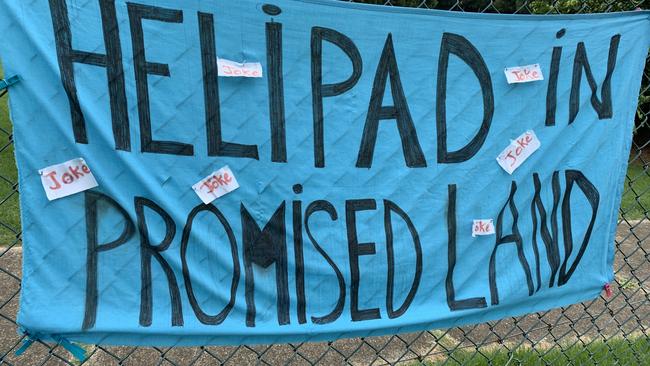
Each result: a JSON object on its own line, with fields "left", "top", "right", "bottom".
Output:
{"left": 0, "top": 0, "right": 648, "bottom": 364}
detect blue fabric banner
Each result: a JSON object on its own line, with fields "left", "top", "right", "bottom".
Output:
{"left": 0, "top": 0, "right": 649, "bottom": 346}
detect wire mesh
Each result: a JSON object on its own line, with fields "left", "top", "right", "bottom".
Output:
{"left": 0, "top": 0, "right": 648, "bottom": 364}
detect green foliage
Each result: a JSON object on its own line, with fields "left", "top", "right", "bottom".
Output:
{"left": 621, "top": 159, "right": 650, "bottom": 220}
{"left": 529, "top": 0, "right": 647, "bottom": 13}
{"left": 353, "top": 0, "right": 648, "bottom": 12}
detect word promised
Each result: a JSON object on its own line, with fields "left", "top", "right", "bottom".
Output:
{"left": 80, "top": 169, "right": 598, "bottom": 330}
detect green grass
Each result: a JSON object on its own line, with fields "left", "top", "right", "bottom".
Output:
{"left": 0, "top": 65, "right": 21, "bottom": 247}
{"left": 621, "top": 159, "right": 650, "bottom": 221}
{"left": 415, "top": 336, "right": 650, "bottom": 365}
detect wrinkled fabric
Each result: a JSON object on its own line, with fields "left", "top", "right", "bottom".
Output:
{"left": 0, "top": 0, "right": 649, "bottom": 346}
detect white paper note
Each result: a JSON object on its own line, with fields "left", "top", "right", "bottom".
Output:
{"left": 472, "top": 219, "right": 495, "bottom": 237}
{"left": 217, "top": 58, "right": 263, "bottom": 78}
{"left": 504, "top": 63, "right": 544, "bottom": 84}
{"left": 39, "top": 158, "right": 98, "bottom": 200}
{"left": 192, "top": 166, "right": 240, "bottom": 204}
{"left": 496, "top": 130, "right": 541, "bottom": 174}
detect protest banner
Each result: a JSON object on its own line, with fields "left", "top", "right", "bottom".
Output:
{"left": 0, "top": 0, "right": 648, "bottom": 347}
